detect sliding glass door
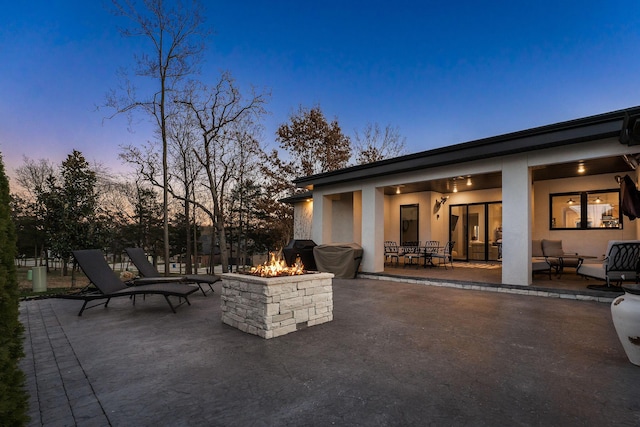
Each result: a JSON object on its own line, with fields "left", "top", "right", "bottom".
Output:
{"left": 450, "top": 205, "right": 467, "bottom": 260}
{"left": 450, "top": 202, "right": 502, "bottom": 261}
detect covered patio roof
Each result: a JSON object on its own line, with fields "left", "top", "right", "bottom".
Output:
{"left": 294, "top": 106, "right": 640, "bottom": 190}
{"left": 377, "top": 156, "right": 634, "bottom": 195}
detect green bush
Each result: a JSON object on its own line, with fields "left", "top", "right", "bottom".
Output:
{"left": 0, "top": 154, "right": 28, "bottom": 425}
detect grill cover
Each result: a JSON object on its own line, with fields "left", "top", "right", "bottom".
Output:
{"left": 282, "top": 239, "right": 317, "bottom": 271}
{"left": 313, "top": 243, "right": 363, "bottom": 279}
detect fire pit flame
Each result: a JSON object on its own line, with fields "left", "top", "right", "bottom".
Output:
{"left": 250, "top": 252, "right": 305, "bottom": 277}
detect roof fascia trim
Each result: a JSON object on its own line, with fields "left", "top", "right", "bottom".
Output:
{"left": 294, "top": 113, "right": 627, "bottom": 189}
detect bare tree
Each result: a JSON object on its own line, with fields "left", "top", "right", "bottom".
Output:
{"left": 14, "top": 157, "right": 55, "bottom": 201}
{"left": 15, "top": 156, "right": 57, "bottom": 265}
{"left": 353, "top": 122, "right": 407, "bottom": 164}
{"left": 180, "top": 73, "right": 267, "bottom": 273}
{"left": 226, "top": 126, "right": 263, "bottom": 271}
{"left": 105, "top": 0, "right": 209, "bottom": 275}
{"left": 166, "top": 107, "right": 202, "bottom": 274}
{"left": 14, "top": 157, "right": 56, "bottom": 265}
{"left": 119, "top": 112, "right": 204, "bottom": 273}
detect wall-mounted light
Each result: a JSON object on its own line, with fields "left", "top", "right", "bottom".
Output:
{"left": 433, "top": 195, "right": 449, "bottom": 215}
{"left": 396, "top": 187, "right": 401, "bottom": 194}
{"left": 452, "top": 182, "right": 458, "bottom": 193}
{"left": 466, "top": 177, "right": 472, "bottom": 186}
{"left": 577, "top": 162, "right": 585, "bottom": 174}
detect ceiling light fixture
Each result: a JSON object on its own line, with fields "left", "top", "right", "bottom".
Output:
{"left": 466, "top": 177, "right": 472, "bottom": 186}
{"left": 567, "top": 198, "right": 575, "bottom": 204}
{"left": 577, "top": 162, "right": 585, "bottom": 174}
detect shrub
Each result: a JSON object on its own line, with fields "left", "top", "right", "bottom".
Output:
{"left": 0, "top": 153, "right": 29, "bottom": 425}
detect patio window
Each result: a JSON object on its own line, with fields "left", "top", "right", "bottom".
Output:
{"left": 549, "top": 189, "right": 621, "bottom": 229}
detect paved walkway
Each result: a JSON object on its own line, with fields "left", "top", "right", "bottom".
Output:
{"left": 19, "top": 278, "right": 640, "bottom": 426}
{"left": 20, "top": 299, "right": 109, "bottom": 426}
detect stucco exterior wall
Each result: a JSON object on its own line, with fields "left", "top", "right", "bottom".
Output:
{"left": 299, "top": 131, "right": 640, "bottom": 284}
{"left": 331, "top": 193, "right": 354, "bottom": 243}
{"left": 383, "top": 187, "right": 502, "bottom": 247}
{"left": 293, "top": 201, "right": 313, "bottom": 240}
{"left": 532, "top": 172, "right": 637, "bottom": 257}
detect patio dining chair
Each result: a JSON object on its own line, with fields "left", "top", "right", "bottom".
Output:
{"left": 432, "top": 241, "right": 455, "bottom": 269}
{"left": 384, "top": 241, "right": 400, "bottom": 266}
{"left": 423, "top": 240, "right": 440, "bottom": 266}
{"left": 401, "top": 241, "right": 421, "bottom": 268}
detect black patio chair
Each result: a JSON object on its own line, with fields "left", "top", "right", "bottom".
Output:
{"left": 57, "top": 249, "right": 199, "bottom": 316}
{"left": 432, "top": 241, "right": 455, "bottom": 269}
{"left": 384, "top": 241, "right": 400, "bottom": 266}
{"left": 124, "top": 247, "right": 221, "bottom": 296}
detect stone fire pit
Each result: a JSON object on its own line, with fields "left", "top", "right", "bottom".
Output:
{"left": 221, "top": 272, "right": 334, "bottom": 339}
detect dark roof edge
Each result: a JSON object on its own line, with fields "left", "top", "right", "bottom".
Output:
{"left": 294, "top": 106, "right": 640, "bottom": 188}
{"left": 279, "top": 191, "right": 312, "bottom": 204}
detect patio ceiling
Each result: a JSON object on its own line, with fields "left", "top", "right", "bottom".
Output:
{"left": 384, "top": 155, "right": 635, "bottom": 195}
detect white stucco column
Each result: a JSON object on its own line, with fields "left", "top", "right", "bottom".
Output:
{"left": 502, "top": 156, "right": 532, "bottom": 286}
{"left": 361, "top": 184, "right": 384, "bottom": 272}
{"left": 353, "top": 191, "right": 362, "bottom": 245}
{"left": 312, "top": 192, "right": 332, "bottom": 245}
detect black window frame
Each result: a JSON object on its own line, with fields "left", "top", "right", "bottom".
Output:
{"left": 400, "top": 204, "right": 419, "bottom": 245}
{"left": 549, "top": 189, "right": 622, "bottom": 230}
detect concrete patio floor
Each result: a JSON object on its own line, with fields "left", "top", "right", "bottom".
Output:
{"left": 20, "top": 277, "right": 640, "bottom": 426}
{"left": 380, "top": 261, "right": 623, "bottom": 298}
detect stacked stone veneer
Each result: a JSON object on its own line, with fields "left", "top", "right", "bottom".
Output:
{"left": 221, "top": 272, "right": 334, "bottom": 339}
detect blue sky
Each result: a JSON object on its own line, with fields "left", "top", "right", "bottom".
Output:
{"left": 2, "top": 0, "right": 640, "bottom": 179}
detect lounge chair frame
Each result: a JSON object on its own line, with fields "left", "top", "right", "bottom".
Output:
{"left": 125, "top": 247, "right": 220, "bottom": 296}
{"left": 57, "top": 249, "right": 198, "bottom": 316}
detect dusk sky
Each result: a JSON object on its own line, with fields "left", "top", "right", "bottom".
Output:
{"left": 2, "top": 1, "right": 640, "bottom": 181}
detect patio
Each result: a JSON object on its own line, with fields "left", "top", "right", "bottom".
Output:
{"left": 374, "top": 261, "right": 622, "bottom": 301}
{"left": 20, "top": 276, "right": 640, "bottom": 426}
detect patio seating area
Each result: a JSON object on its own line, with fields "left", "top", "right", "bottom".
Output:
{"left": 19, "top": 277, "right": 640, "bottom": 425}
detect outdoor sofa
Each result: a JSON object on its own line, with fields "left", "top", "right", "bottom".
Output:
{"left": 577, "top": 240, "right": 640, "bottom": 289}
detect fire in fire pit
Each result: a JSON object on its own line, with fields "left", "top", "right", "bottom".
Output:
{"left": 250, "top": 252, "right": 305, "bottom": 277}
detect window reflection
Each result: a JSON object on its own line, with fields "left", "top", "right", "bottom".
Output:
{"left": 587, "top": 191, "right": 620, "bottom": 228}
{"left": 549, "top": 190, "right": 621, "bottom": 229}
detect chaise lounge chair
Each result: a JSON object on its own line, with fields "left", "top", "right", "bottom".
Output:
{"left": 59, "top": 249, "right": 199, "bottom": 316}
{"left": 124, "top": 247, "right": 221, "bottom": 296}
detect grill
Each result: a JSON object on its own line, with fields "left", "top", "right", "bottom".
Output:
{"left": 282, "top": 239, "right": 317, "bottom": 271}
